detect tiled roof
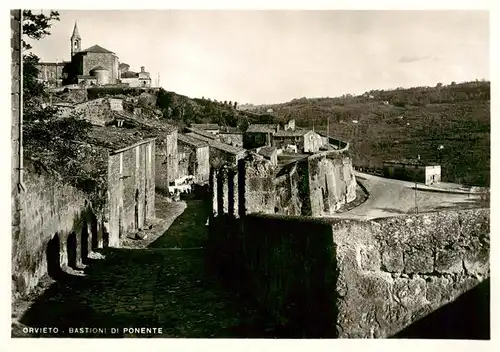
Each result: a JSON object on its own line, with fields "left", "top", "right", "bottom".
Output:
{"left": 80, "top": 44, "right": 115, "bottom": 54}
{"left": 246, "top": 124, "right": 278, "bottom": 133}
{"left": 87, "top": 125, "right": 156, "bottom": 151}
{"left": 112, "top": 112, "right": 177, "bottom": 134}
{"left": 274, "top": 129, "right": 310, "bottom": 137}
{"left": 191, "top": 123, "right": 220, "bottom": 130}
{"left": 185, "top": 127, "right": 217, "bottom": 140}
{"left": 220, "top": 126, "right": 242, "bottom": 134}
{"left": 178, "top": 133, "right": 209, "bottom": 148}
{"left": 186, "top": 133, "right": 246, "bottom": 155}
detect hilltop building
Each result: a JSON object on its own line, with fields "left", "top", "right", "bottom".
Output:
{"left": 37, "top": 22, "right": 151, "bottom": 88}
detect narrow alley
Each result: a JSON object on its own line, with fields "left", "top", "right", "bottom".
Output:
{"left": 12, "top": 195, "right": 262, "bottom": 338}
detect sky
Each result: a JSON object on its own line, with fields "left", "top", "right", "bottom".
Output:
{"left": 27, "top": 9, "right": 489, "bottom": 104}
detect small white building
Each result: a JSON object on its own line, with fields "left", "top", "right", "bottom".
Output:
{"left": 383, "top": 159, "right": 441, "bottom": 185}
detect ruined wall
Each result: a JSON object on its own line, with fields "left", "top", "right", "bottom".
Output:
{"left": 12, "top": 162, "right": 97, "bottom": 299}
{"left": 107, "top": 141, "right": 155, "bottom": 246}
{"left": 60, "top": 98, "right": 113, "bottom": 125}
{"left": 308, "top": 151, "right": 357, "bottom": 216}
{"left": 239, "top": 154, "right": 276, "bottom": 215}
{"left": 273, "top": 161, "right": 305, "bottom": 216}
{"left": 332, "top": 208, "right": 489, "bottom": 338}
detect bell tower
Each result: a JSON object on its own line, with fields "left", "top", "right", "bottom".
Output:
{"left": 70, "top": 22, "right": 81, "bottom": 57}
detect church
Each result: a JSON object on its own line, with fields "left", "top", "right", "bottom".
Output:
{"left": 37, "top": 23, "right": 151, "bottom": 88}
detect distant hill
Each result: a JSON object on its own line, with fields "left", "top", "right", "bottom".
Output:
{"left": 243, "top": 81, "right": 490, "bottom": 187}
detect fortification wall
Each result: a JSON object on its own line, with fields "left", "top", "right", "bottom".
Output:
{"left": 208, "top": 208, "right": 489, "bottom": 337}
{"left": 332, "top": 208, "right": 489, "bottom": 337}
{"left": 12, "top": 163, "right": 98, "bottom": 299}
{"left": 308, "top": 151, "right": 357, "bottom": 216}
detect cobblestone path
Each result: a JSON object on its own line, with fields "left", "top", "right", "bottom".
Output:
{"left": 13, "top": 198, "right": 260, "bottom": 338}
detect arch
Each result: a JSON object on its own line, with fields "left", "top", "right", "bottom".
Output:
{"left": 67, "top": 232, "right": 78, "bottom": 269}
{"left": 81, "top": 221, "right": 89, "bottom": 264}
{"left": 46, "top": 234, "right": 61, "bottom": 279}
{"left": 135, "top": 189, "right": 140, "bottom": 230}
{"left": 91, "top": 214, "right": 99, "bottom": 250}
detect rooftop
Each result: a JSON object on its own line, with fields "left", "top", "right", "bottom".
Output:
{"left": 186, "top": 132, "right": 246, "bottom": 155}
{"left": 191, "top": 123, "right": 220, "bottom": 130}
{"left": 87, "top": 125, "right": 157, "bottom": 151}
{"left": 90, "top": 66, "right": 107, "bottom": 72}
{"left": 185, "top": 127, "right": 217, "bottom": 140}
{"left": 112, "top": 111, "right": 177, "bottom": 134}
{"left": 257, "top": 146, "right": 277, "bottom": 158}
{"left": 178, "top": 133, "right": 209, "bottom": 148}
{"left": 274, "top": 129, "right": 311, "bottom": 137}
{"left": 79, "top": 44, "right": 115, "bottom": 54}
{"left": 246, "top": 124, "right": 278, "bottom": 133}
{"left": 220, "top": 126, "right": 242, "bottom": 134}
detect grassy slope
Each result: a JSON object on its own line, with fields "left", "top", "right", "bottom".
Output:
{"left": 254, "top": 82, "right": 490, "bottom": 187}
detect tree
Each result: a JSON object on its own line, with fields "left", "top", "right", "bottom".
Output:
{"left": 22, "top": 10, "right": 60, "bottom": 100}
{"left": 22, "top": 10, "right": 60, "bottom": 50}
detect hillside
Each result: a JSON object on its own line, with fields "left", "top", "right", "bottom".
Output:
{"left": 243, "top": 81, "right": 490, "bottom": 187}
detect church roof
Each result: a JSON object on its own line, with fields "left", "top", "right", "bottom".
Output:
{"left": 80, "top": 44, "right": 115, "bottom": 54}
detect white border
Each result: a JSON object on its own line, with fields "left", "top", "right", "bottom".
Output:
{"left": 1, "top": 1, "right": 497, "bottom": 352}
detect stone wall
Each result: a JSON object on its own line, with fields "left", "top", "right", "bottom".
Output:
{"left": 332, "top": 208, "right": 489, "bottom": 338}
{"left": 106, "top": 141, "right": 156, "bottom": 246}
{"left": 212, "top": 150, "right": 356, "bottom": 218}
{"left": 11, "top": 9, "right": 21, "bottom": 256}
{"left": 12, "top": 161, "right": 98, "bottom": 299}
{"left": 177, "top": 139, "right": 210, "bottom": 184}
{"left": 60, "top": 98, "right": 113, "bottom": 126}
{"left": 219, "top": 133, "right": 243, "bottom": 147}
{"left": 273, "top": 160, "right": 306, "bottom": 216}
{"left": 208, "top": 208, "right": 489, "bottom": 337}
{"left": 308, "top": 151, "right": 357, "bottom": 215}
{"left": 239, "top": 153, "right": 276, "bottom": 215}
{"left": 80, "top": 52, "right": 119, "bottom": 83}
{"left": 155, "top": 130, "right": 178, "bottom": 191}
{"left": 195, "top": 145, "right": 210, "bottom": 183}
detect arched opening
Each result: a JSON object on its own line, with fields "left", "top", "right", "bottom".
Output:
{"left": 135, "top": 189, "right": 140, "bottom": 230}
{"left": 119, "top": 206, "right": 124, "bottom": 239}
{"left": 46, "top": 234, "right": 61, "bottom": 279}
{"left": 91, "top": 214, "right": 99, "bottom": 250}
{"left": 81, "top": 221, "right": 89, "bottom": 264}
{"left": 67, "top": 232, "right": 78, "bottom": 269}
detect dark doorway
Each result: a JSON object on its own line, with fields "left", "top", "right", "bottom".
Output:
{"left": 91, "top": 215, "right": 98, "bottom": 250}
{"left": 135, "top": 189, "right": 140, "bottom": 230}
{"left": 81, "top": 221, "right": 89, "bottom": 264}
{"left": 118, "top": 207, "right": 123, "bottom": 239}
{"left": 67, "top": 232, "right": 77, "bottom": 269}
{"left": 46, "top": 234, "right": 61, "bottom": 279}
